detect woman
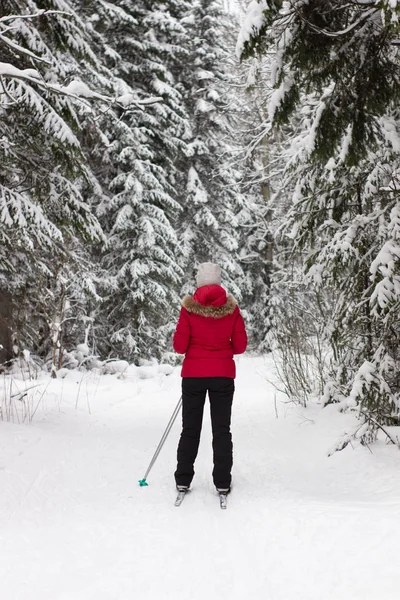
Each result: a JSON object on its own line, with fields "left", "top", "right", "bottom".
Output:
{"left": 173, "top": 262, "right": 247, "bottom": 494}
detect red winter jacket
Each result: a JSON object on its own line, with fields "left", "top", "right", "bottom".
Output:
{"left": 173, "top": 284, "right": 247, "bottom": 378}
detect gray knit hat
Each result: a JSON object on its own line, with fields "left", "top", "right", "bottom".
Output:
{"left": 196, "top": 262, "right": 222, "bottom": 288}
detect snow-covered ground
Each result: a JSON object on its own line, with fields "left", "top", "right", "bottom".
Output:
{"left": 1, "top": 355, "right": 399, "bottom": 600}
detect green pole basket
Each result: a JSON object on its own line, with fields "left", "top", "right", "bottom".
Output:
{"left": 138, "top": 395, "right": 182, "bottom": 488}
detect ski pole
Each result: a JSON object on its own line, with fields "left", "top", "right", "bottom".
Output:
{"left": 138, "top": 395, "right": 182, "bottom": 487}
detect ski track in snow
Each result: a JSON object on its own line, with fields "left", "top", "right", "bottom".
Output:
{"left": 1, "top": 356, "right": 399, "bottom": 600}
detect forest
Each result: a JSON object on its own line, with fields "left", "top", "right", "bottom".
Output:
{"left": 1, "top": 0, "right": 400, "bottom": 438}
{"left": 1, "top": 3, "right": 400, "bottom": 599}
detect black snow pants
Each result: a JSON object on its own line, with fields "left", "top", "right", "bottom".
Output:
{"left": 174, "top": 377, "right": 234, "bottom": 490}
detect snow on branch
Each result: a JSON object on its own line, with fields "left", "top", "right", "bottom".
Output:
{"left": 305, "top": 7, "right": 378, "bottom": 38}
{"left": 0, "top": 61, "right": 108, "bottom": 103}
{"left": 0, "top": 10, "right": 72, "bottom": 65}
{"left": 328, "top": 409, "right": 400, "bottom": 456}
{"left": 370, "top": 240, "right": 400, "bottom": 280}
{"left": 0, "top": 9, "right": 69, "bottom": 25}
{"left": 116, "top": 93, "right": 162, "bottom": 108}
{"left": 0, "top": 62, "right": 41, "bottom": 82}
{"left": 0, "top": 185, "right": 62, "bottom": 242}
{"left": 370, "top": 203, "right": 400, "bottom": 313}
{"left": 327, "top": 421, "right": 369, "bottom": 456}
{"left": 0, "top": 62, "right": 161, "bottom": 110}
{"left": 379, "top": 116, "right": 400, "bottom": 152}
{"left": 236, "top": 1, "right": 269, "bottom": 59}
{"left": 268, "top": 76, "right": 294, "bottom": 121}
{"left": 0, "top": 34, "right": 52, "bottom": 65}
{"left": 98, "top": 0, "right": 138, "bottom": 26}
{"left": 0, "top": 10, "right": 161, "bottom": 112}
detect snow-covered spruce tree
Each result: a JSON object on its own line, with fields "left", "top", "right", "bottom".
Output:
{"left": 232, "top": 36, "right": 314, "bottom": 362}
{"left": 0, "top": 0, "right": 111, "bottom": 369}
{"left": 238, "top": 1, "right": 400, "bottom": 428}
{"left": 174, "top": 0, "right": 246, "bottom": 298}
{"left": 236, "top": 182, "right": 273, "bottom": 352}
{"left": 74, "top": 0, "right": 193, "bottom": 361}
{"left": 232, "top": 50, "right": 283, "bottom": 352}
{"left": 234, "top": 48, "right": 333, "bottom": 399}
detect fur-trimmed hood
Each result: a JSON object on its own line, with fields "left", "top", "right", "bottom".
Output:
{"left": 182, "top": 294, "right": 237, "bottom": 319}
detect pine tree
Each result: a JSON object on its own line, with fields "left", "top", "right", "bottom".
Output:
{"left": 75, "top": 0, "right": 192, "bottom": 361}
{"left": 233, "top": 53, "right": 280, "bottom": 351}
{"left": 0, "top": 0, "right": 111, "bottom": 367}
{"left": 175, "top": 0, "right": 246, "bottom": 298}
{"left": 238, "top": 0, "right": 400, "bottom": 426}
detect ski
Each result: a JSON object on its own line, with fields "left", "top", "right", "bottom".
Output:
{"left": 175, "top": 488, "right": 228, "bottom": 508}
{"left": 219, "top": 492, "right": 228, "bottom": 510}
{"left": 174, "top": 489, "right": 188, "bottom": 507}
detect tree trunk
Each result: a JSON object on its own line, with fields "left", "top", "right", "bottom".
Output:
{"left": 0, "top": 291, "right": 13, "bottom": 366}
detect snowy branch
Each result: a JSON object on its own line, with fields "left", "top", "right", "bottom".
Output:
{"left": 0, "top": 11, "right": 73, "bottom": 65}
{"left": 296, "top": 7, "right": 378, "bottom": 38}
{"left": 0, "top": 34, "right": 52, "bottom": 65}
{"left": 0, "top": 10, "right": 70, "bottom": 25}
{"left": 359, "top": 410, "right": 400, "bottom": 448}
{"left": 0, "top": 63, "right": 162, "bottom": 111}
